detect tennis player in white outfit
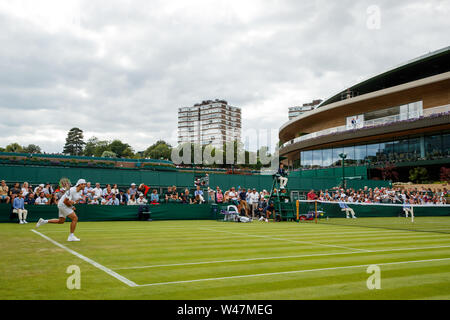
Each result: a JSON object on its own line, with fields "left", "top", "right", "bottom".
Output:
{"left": 36, "top": 179, "right": 86, "bottom": 242}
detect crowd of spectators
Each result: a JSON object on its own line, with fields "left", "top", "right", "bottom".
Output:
{"left": 1, "top": 180, "right": 448, "bottom": 212}
{"left": 305, "top": 186, "right": 449, "bottom": 205}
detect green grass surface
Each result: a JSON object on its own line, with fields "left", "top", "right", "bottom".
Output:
{"left": 1, "top": 218, "right": 450, "bottom": 300}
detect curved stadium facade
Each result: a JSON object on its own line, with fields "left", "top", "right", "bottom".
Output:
{"left": 279, "top": 46, "right": 450, "bottom": 180}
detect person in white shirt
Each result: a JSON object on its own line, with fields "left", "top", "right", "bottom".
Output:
{"left": 21, "top": 182, "right": 29, "bottom": 198}
{"left": 35, "top": 192, "right": 48, "bottom": 205}
{"left": 36, "top": 179, "right": 86, "bottom": 242}
{"left": 127, "top": 193, "right": 137, "bottom": 205}
{"left": 34, "top": 184, "right": 44, "bottom": 196}
{"left": 136, "top": 193, "right": 148, "bottom": 205}
{"left": 92, "top": 183, "right": 103, "bottom": 200}
{"left": 250, "top": 189, "right": 260, "bottom": 218}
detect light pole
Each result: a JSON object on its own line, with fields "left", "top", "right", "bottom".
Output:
{"left": 339, "top": 153, "right": 347, "bottom": 189}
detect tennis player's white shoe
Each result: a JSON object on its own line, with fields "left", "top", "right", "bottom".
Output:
{"left": 67, "top": 235, "right": 81, "bottom": 242}
{"left": 36, "top": 218, "right": 47, "bottom": 228}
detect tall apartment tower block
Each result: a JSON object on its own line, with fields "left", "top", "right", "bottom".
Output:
{"left": 178, "top": 99, "right": 241, "bottom": 148}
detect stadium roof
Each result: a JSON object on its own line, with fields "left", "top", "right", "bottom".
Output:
{"left": 318, "top": 46, "right": 450, "bottom": 108}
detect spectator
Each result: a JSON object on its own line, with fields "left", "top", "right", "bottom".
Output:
{"left": 137, "top": 193, "right": 148, "bottom": 205}
{"left": 0, "top": 180, "right": 11, "bottom": 203}
{"left": 21, "top": 182, "right": 30, "bottom": 198}
{"left": 35, "top": 192, "right": 48, "bottom": 205}
{"left": 112, "top": 184, "right": 119, "bottom": 195}
{"left": 84, "top": 182, "right": 94, "bottom": 201}
{"left": 13, "top": 191, "right": 28, "bottom": 224}
{"left": 165, "top": 186, "right": 173, "bottom": 203}
{"left": 34, "top": 184, "right": 44, "bottom": 195}
{"left": 118, "top": 190, "right": 128, "bottom": 205}
{"left": 216, "top": 188, "right": 224, "bottom": 204}
{"left": 194, "top": 186, "right": 205, "bottom": 204}
{"left": 93, "top": 183, "right": 102, "bottom": 200}
{"left": 138, "top": 183, "right": 150, "bottom": 197}
{"left": 106, "top": 193, "right": 120, "bottom": 206}
{"left": 182, "top": 189, "right": 193, "bottom": 204}
{"left": 24, "top": 193, "right": 35, "bottom": 205}
{"left": 307, "top": 189, "right": 317, "bottom": 201}
{"left": 127, "top": 193, "right": 137, "bottom": 205}
{"left": 48, "top": 194, "right": 58, "bottom": 205}
{"left": 228, "top": 187, "right": 239, "bottom": 206}
{"left": 150, "top": 190, "right": 159, "bottom": 204}
{"left": 9, "top": 182, "right": 21, "bottom": 201}
{"left": 129, "top": 183, "right": 138, "bottom": 197}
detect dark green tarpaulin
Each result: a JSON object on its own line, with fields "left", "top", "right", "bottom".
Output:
{"left": 299, "top": 201, "right": 450, "bottom": 218}
{"left": 0, "top": 203, "right": 214, "bottom": 223}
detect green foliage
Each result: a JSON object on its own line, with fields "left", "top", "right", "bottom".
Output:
{"left": 144, "top": 140, "right": 172, "bottom": 160}
{"left": 409, "top": 167, "right": 429, "bottom": 183}
{"left": 23, "top": 144, "right": 42, "bottom": 154}
{"left": 63, "top": 128, "right": 85, "bottom": 156}
{"left": 5, "top": 143, "right": 24, "bottom": 153}
{"left": 84, "top": 137, "right": 134, "bottom": 158}
{"left": 101, "top": 151, "right": 117, "bottom": 158}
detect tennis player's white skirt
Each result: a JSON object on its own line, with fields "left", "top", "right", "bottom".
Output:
{"left": 58, "top": 204, "right": 74, "bottom": 218}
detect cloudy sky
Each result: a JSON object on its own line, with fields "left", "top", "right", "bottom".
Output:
{"left": 0, "top": 0, "right": 449, "bottom": 153}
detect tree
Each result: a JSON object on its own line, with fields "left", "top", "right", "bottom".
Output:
{"left": 378, "top": 162, "right": 399, "bottom": 181}
{"left": 440, "top": 167, "right": 450, "bottom": 183}
{"left": 109, "top": 140, "right": 134, "bottom": 158}
{"left": 409, "top": 167, "right": 429, "bottom": 184}
{"left": 101, "top": 151, "right": 117, "bottom": 158}
{"left": 23, "top": 144, "right": 42, "bottom": 154}
{"left": 63, "top": 128, "right": 85, "bottom": 156}
{"left": 144, "top": 140, "right": 172, "bottom": 160}
{"left": 5, "top": 143, "right": 24, "bottom": 153}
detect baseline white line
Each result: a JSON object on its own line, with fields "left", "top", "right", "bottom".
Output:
{"left": 114, "top": 245, "right": 450, "bottom": 270}
{"left": 136, "top": 257, "right": 450, "bottom": 287}
{"left": 31, "top": 230, "right": 137, "bottom": 287}
{"left": 199, "top": 227, "right": 371, "bottom": 252}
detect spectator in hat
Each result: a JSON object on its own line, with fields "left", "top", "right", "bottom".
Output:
{"left": 129, "top": 183, "right": 138, "bottom": 197}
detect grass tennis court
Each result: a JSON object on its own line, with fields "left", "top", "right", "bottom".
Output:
{"left": 1, "top": 218, "right": 450, "bottom": 300}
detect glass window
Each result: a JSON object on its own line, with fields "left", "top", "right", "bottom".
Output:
{"left": 302, "top": 151, "right": 313, "bottom": 169}
{"left": 322, "top": 149, "right": 333, "bottom": 167}
{"left": 425, "top": 135, "right": 443, "bottom": 159}
{"left": 312, "top": 150, "right": 322, "bottom": 168}
{"left": 378, "top": 142, "right": 387, "bottom": 163}
{"left": 408, "top": 137, "right": 421, "bottom": 161}
{"left": 366, "top": 143, "right": 379, "bottom": 164}
{"left": 344, "top": 146, "right": 355, "bottom": 166}
{"left": 355, "top": 145, "right": 367, "bottom": 165}
{"left": 332, "top": 147, "right": 344, "bottom": 167}
{"left": 395, "top": 139, "right": 409, "bottom": 162}
{"left": 384, "top": 141, "right": 397, "bottom": 162}
{"left": 443, "top": 133, "right": 450, "bottom": 158}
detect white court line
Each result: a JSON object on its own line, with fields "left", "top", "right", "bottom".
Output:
{"left": 114, "top": 245, "right": 450, "bottom": 270}
{"left": 199, "top": 227, "right": 371, "bottom": 253}
{"left": 31, "top": 230, "right": 137, "bottom": 287}
{"left": 136, "top": 257, "right": 450, "bottom": 287}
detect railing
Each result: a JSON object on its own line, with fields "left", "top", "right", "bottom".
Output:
{"left": 281, "top": 104, "right": 450, "bottom": 149}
